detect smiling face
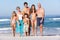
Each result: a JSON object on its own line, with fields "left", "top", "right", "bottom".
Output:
{"left": 32, "top": 6, "right": 35, "bottom": 10}
{"left": 24, "top": 13, "right": 28, "bottom": 18}
{"left": 24, "top": 2, "right": 28, "bottom": 8}
{"left": 30, "top": 4, "right": 36, "bottom": 13}
{"left": 16, "top": 8, "right": 19, "bottom": 11}
{"left": 16, "top": 7, "right": 20, "bottom": 11}
{"left": 25, "top": 15, "right": 27, "bottom": 18}
{"left": 24, "top": 4, "right": 28, "bottom": 8}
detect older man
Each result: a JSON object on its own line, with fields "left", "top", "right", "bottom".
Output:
{"left": 36, "top": 3, "right": 45, "bottom": 36}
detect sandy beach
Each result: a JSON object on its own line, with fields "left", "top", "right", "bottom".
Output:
{"left": 0, "top": 27, "right": 60, "bottom": 40}
{"left": 0, "top": 33, "right": 60, "bottom": 40}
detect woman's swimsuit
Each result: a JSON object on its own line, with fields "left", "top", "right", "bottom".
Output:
{"left": 12, "top": 19, "right": 16, "bottom": 24}
{"left": 16, "top": 14, "right": 24, "bottom": 36}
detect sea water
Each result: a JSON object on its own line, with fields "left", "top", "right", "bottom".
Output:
{"left": 0, "top": 17, "right": 60, "bottom": 36}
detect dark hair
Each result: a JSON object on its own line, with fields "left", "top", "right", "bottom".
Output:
{"left": 24, "top": 2, "right": 28, "bottom": 5}
{"left": 16, "top": 6, "right": 20, "bottom": 10}
{"left": 24, "top": 13, "right": 28, "bottom": 18}
{"left": 30, "top": 4, "right": 36, "bottom": 13}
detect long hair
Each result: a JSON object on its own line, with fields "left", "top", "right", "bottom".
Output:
{"left": 11, "top": 11, "right": 17, "bottom": 19}
{"left": 30, "top": 4, "right": 36, "bottom": 13}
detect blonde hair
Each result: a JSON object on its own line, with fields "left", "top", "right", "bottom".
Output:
{"left": 16, "top": 6, "right": 20, "bottom": 10}
{"left": 11, "top": 11, "right": 17, "bottom": 19}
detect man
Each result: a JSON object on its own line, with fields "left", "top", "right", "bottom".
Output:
{"left": 22, "top": 2, "right": 30, "bottom": 16}
{"left": 36, "top": 3, "right": 45, "bottom": 36}
{"left": 22, "top": 2, "right": 31, "bottom": 36}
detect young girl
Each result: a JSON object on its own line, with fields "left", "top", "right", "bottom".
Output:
{"left": 11, "top": 11, "right": 17, "bottom": 37}
{"left": 23, "top": 13, "right": 29, "bottom": 36}
{"left": 30, "top": 4, "right": 37, "bottom": 35}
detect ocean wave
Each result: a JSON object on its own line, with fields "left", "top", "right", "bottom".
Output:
{"left": 55, "top": 28, "right": 60, "bottom": 30}
{"left": 0, "top": 27, "right": 11, "bottom": 30}
{"left": 43, "top": 27, "right": 49, "bottom": 30}
{"left": 49, "top": 18, "right": 60, "bottom": 21}
{"left": 43, "top": 27, "right": 60, "bottom": 30}
{"left": 0, "top": 19, "right": 10, "bottom": 21}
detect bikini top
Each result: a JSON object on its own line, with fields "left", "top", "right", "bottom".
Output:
{"left": 12, "top": 19, "right": 16, "bottom": 23}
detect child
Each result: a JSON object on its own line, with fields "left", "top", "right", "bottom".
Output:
{"left": 11, "top": 11, "right": 17, "bottom": 37}
{"left": 23, "top": 13, "right": 29, "bottom": 36}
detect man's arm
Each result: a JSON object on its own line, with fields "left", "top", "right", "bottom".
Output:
{"left": 42, "top": 8, "right": 45, "bottom": 19}
{"left": 41, "top": 8, "right": 45, "bottom": 22}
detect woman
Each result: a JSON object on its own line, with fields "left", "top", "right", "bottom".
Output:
{"left": 16, "top": 7, "right": 24, "bottom": 36}
{"left": 30, "top": 4, "right": 37, "bottom": 35}
{"left": 11, "top": 11, "right": 17, "bottom": 37}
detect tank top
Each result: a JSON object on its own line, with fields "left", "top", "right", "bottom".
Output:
{"left": 17, "top": 14, "right": 23, "bottom": 20}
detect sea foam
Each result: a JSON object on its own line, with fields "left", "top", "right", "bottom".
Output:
{"left": 0, "top": 27, "right": 11, "bottom": 30}
{"left": 0, "top": 19, "right": 10, "bottom": 21}
{"left": 49, "top": 18, "right": 60, "bottom": 21}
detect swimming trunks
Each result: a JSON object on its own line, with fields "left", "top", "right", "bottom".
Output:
{"left": 24, "top": 23, "right": 29, "bottom": 32}
{"left": 37, "top": 17, "right": 44, "bottom": 26}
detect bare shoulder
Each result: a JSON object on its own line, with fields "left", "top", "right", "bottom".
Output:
{"left": 22, "top": 8, "right": 25, "bottom": 12}
{"left": 28, "top": 7, "right": 30, "bottom": 10}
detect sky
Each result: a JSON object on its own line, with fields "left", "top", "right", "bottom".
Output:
{"left": 0, "top": 0, "right": 60, "bottom": 17}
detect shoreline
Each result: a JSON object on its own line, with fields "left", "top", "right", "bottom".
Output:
{"left": 0, "top": 33, "right": 60, "bottom": 40}
{"left": 0, "top": 27, "right": 60, "bottom": 36}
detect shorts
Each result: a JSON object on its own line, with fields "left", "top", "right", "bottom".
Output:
{"left": 37, "top": 17, "right": 44, "bottom": 26}
{"left": 24, "top": 23, "right": 29, "bottom": 32}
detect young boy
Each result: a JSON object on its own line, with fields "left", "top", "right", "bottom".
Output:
{"left": 23, "top": 13, "right": 29, "bottom": 36}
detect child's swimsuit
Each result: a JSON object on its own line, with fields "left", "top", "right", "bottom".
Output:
{"left": 24, "top": 23, "right": 29, "bottom": 32}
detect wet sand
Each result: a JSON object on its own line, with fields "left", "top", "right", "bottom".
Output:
{"left": 0, "top": 33, "right": 60, "bottom": 40}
